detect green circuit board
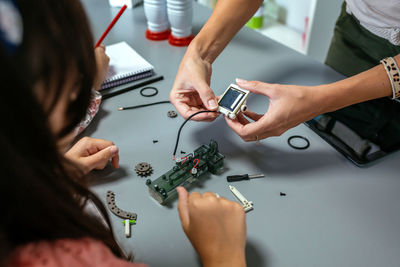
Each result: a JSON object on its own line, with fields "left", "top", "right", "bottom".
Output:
{"left": 146, "top": 140, "right": 224, "bottom": 205}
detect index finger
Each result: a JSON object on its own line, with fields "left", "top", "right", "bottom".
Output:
{"left": 171, "top": 98, "right": 219, "bottom": 121}
{"left": 177, "top": 187, "right": 190, "bottom": 229}
{"left": 111, "top": 154, "right": 119, "bottom": 169}
{"left": 86, "top": 138, "right": 115, "bottom": 154}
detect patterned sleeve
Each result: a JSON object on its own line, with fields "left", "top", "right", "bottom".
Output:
{"left": 7, "top": 237, "right": 148, "bottom": 267}
{"left": 75, "top": 89, "right": 102, "bottom": 135}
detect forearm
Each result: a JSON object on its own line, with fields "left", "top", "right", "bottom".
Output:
{"left": 202, "top": 252, "right": 246, "bottom": 267}
{"left": 190, "top": 0, "right": 263, "bottom": 63}
{"left": 318, "top": 54, "right": 399, "bottom": 114}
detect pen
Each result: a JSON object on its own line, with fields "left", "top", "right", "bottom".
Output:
{"left": 95, "top": 4, "right": 127, "bottom": 48}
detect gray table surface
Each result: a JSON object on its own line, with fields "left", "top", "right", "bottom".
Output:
{"left": 81, "top": 1, "right": 400, "bottom": 266}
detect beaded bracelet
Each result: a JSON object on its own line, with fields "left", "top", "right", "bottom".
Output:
{"left": 380, "top": 57, "right": 400, "bottom": 100}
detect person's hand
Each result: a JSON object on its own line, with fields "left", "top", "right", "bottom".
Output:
{"left": 93, "top": 45, "right": 110, "bottom": 90}
{"left": 177, "top": 187, "right": 246, "bottom": 267}
{"left": 169, "top": 49, "right": 219, "bottom": 121}
{"left": 64, "top": 137, "right": 119, "bottom": 174}
{"left": 225, "top": 78, "right": 323, "bottom": 141}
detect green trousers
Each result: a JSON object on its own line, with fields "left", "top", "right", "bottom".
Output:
{"left": 324, "top": 3, "right": 400, "bottom": 151}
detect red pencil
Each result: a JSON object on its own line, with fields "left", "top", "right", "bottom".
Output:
{"left": 95, "top": 4, "right": 127, "bottom": 48}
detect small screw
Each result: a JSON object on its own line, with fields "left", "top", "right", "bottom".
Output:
{"left": 153, "top": 140, "right": 158, "bottom": 143}
{"left": 180, "top": 151, "right": 186, "bottom": 154}
{"left": 280, "top": 192, "right": 286, "bottom": 196}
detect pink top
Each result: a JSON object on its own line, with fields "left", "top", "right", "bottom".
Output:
{"left": 7, "top": 238, "right": 148, "bottom": 267}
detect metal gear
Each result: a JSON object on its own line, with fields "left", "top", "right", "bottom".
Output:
{"left": 167, "top": 110, "right": 177, "bottom": 118}
{"left": 135, "top": 162, "right": 153, "bottom": 177}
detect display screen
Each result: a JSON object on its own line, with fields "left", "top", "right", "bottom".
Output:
{"left": 219, "top": 87, "right": 245, "bottom": 111}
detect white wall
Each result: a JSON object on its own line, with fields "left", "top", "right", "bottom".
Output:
{"left": 272, "top": 0, "right": 343, "bottom": 62}
{"left": 307, "top": 0, "right": 343, "bottom": 62}
{"left": 274, "top": 0, "right": 313, "bottom": 32}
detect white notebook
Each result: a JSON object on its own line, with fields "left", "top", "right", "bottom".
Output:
{"left": 100, "top": 41, "right": 154, "bottom": 90}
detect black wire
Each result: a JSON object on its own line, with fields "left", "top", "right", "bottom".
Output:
{"left": 119, "top": 101, "right": 170, "bottom": 110}
{"left": 173, "top": 110, "right": 219, "bottom": 159}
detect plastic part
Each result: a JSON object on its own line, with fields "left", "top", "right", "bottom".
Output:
{"left": 246, "top": 16, "right": 263, "bottom": 29}
{"left": 125, "top": 219, "right": 130, "bottom": 237}
{"left": 123, "top": 219, "right": 136, "bottom": 238}
{"left": 229, "top": 185, "right": 253, "bottom": 213}
{"left": 246, "top": 5, "right": 263, "bottom": 29}
{"left": 147, "top": 140, "right": 225, "bottom": 205}
{"left": 146, "top": 28, "right": 171, "bottom": 41}
{"left": 122, "top": 219, "right": 136, "bottom": 225}
{"left": 168, "top": 34, "right": 194, "bottom": 47}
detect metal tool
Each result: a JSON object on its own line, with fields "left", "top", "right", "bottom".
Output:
{"left": 227, "top": 173, "right": 264, "bottom": 182}
{"left": 229, "top": 185, "right": 253, "bottom": 212}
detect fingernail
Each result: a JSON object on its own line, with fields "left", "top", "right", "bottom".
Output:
{"left": 109, "top": 145, "right": 118, "bottom": 154}
{"left": 208, "top": 99, "right": 218, "bottom": 109}
{"left": 236, "top": 78, "right": 248, "bottom": 84}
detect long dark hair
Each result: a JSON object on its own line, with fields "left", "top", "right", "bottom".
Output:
{"left": 0, "top": 0, "right": 125, "bottom": 263}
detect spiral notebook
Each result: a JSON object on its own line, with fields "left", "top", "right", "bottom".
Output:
{"left": 100, "top": 41, "right": 154, "bottom": 90}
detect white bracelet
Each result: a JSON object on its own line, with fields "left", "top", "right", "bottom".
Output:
{"left": 380, "top": 57, "right": 400, "bottom": 100}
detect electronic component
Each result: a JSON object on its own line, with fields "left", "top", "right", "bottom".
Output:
{"left": 229, "top": 185, "right": 253, "bottom": 212}
{"left": 106, "top": 191, "right": 137, "bottom": 237}
{"left": 218, "top": 84, "right": 250, "bottom": 119}
{"left": 227, "top": 173, "right": 265, "bottom": 182}
{"left": 167, "top": 110, "right": 178, "bottom": 118}
{"left": 135, "top": 162, "right": 153, "bottom": 177}
{"left": 146, "top": 140, "right": 225, "bottom": 205}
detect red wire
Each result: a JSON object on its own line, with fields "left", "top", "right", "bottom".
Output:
{"left": 95, "top": 5, "right": 127, "bottom": 48}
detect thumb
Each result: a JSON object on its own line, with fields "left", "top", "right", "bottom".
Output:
{"left": 84, "top": 145, "right": 119, "bottom": 171}
{"left": 236, "top": 78, "right": 274, "bottom": 97}
{"left": 177, "top": 186, "right": 190, "bottom": 230}
{"left": 196, "top": 81, "right": 218, "bottom": 111}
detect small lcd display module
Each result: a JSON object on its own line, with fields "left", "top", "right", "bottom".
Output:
{"left": 219, "top": 87, "right": 245, "bottom": 111}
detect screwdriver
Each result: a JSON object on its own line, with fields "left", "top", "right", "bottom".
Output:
{"left": 227, "top": 173, "right": 265, "bottom": 182}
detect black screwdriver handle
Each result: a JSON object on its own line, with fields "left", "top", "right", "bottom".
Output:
{"left": 227, "top": 174, "right": 249, "bottom": 182}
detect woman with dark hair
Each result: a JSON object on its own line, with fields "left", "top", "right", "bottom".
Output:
{"left": 0, "top": 0, "right": 247, "bottom": 266}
